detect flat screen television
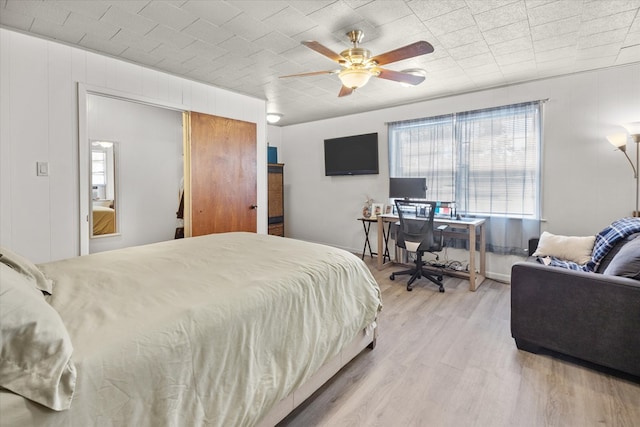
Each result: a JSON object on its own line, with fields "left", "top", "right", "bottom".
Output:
{"left": 324, "top": 132, "right": 379, "bottom": 176}
{"left": 389, "top": 177, "right": 427, "bottom": 199}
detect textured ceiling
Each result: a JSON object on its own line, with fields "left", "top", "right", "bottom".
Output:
{"left": 1, "top": 0, "right": 639, "bottom": 126}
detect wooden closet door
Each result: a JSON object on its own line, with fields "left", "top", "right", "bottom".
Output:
{"left": 188, "top": 112, "right": 257, "bottom": 236}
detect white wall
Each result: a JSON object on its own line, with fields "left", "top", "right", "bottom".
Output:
{"left": 0, "top": 28, "right": 267, "bottom": 263}
{"left": 267, "top": 125, "right": 283, "bottom": 151}
{"left": 281, "top": 63, "right": 640, "bottom": 279}
{"left": 88, "top": 95, "right": 183, "bottom": 253}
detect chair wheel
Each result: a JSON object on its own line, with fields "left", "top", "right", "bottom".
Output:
{"left": 437, "top": 276, "right": 443, "bottom": 281}
{"left": 439, "top": 286, "right": 445, "bottom": 293}
{"left": 390, "top": 274, "right": 395, "bottom": 280}
{"left": 407, "top": 284, "right": 413, "bottom": 291}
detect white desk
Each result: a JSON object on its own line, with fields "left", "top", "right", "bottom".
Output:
{"left": 376, "top": 214, "right": 486, "bottom": 291}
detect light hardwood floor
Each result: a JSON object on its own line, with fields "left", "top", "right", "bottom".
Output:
{"left": 278, "top": 257, "right": 640, "bottom": 427}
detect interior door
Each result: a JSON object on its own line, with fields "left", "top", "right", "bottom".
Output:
{"left": 186, "top": 112, "right": 257, "bottom": 236}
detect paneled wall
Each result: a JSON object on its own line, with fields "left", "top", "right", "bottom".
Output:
{"left": 0, "top": 28, "right": 267, "bottom": 263}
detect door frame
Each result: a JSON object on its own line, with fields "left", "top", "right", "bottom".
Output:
{"left": 78, "top": 83, "right": 267, "bottom": 255}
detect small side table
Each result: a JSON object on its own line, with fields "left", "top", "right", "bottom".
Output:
{"left": 358, "top": 217, "right": 391, "bottom": 262}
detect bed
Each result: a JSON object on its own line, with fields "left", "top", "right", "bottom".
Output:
{"left": 92, "top": 205, "right": 116, "bottom": 235}
{"left": 0, "top": 232, "right": 382, "bottom": 427}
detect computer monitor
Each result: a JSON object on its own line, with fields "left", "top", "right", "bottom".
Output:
{"left": 389, "top": 177, "right": 427, "bottom": 199}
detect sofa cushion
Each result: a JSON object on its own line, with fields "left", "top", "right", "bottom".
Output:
{"left": 603, "top": 236, "right": 640, "bottom": 280}
{"left": 532, "top": 231, "right": 595, "bottom": 265}
{"left": 596, "top": 232, "right": 640, "bottom": 273}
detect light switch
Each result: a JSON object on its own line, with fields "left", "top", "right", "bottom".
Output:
{"left": 37, "top": 162, "right": 49, "bottom": 176}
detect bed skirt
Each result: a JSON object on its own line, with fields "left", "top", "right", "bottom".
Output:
{"left": 257, "top": 324, "right": 377, "bottom": 426}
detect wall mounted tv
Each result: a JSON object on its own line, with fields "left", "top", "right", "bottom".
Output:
{"left": 324, "top": 132, "right": 379, "bottom": 176}
{"left": 389, "top": 177, "right": 428, "bottom": 199}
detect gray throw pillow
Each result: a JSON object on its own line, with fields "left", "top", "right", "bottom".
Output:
{"left": 603, "top": 236, "right": 640, "bottom": 280}
{"left": 596, "top": 232, "right": 640, "bottom": 273}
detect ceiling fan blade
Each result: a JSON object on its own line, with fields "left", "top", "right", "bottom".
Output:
{"left": 280, "top": 70, "right": 338, "bottom": 78}
{"left": 370, "top": 41, "right": 434, "bottom": 66}
{"left": 302, "top": 41, "right": 344, "bottom": 63}
{"left": 376, "top": 68, "right": 425, "bottom": 85}
{"left": 338, "top": 86, "right": 354, "bottom": 97}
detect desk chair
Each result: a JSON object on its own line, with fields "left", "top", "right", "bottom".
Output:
{"left": 390, "top": 200, "right": 448, "bottom": 292}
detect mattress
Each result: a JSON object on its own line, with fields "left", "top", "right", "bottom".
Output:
{"left": 0, "top": 232, "right": 381, "bottom": 427}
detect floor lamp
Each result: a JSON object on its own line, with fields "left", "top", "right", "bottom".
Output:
{"left": 607, "top": 121, "right": 640, "bottom": 217}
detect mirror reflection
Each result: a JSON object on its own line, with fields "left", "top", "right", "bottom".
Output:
{"left": 91, "top": 141, "right": 118, "bottom": 237}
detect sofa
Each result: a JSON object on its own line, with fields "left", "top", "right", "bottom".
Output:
{"left": 510, "top": 225, "right": 640, "bottom": 379}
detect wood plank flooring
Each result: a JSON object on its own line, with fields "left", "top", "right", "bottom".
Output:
{"left": 278, "top": 257, "right": 640, "bottom": 427}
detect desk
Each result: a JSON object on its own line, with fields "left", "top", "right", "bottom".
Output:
{"left": 376, "top": 214, "right": 486, "bottom": 291}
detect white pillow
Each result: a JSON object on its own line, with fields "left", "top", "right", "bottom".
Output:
{"left": 532, "top": 231, "right": 595, "bottom": 265}
{"left": 0, "top": 246, "right": 53, "bottom": 294}
{"left": 0, "top": 264, "right": 76, "bottom": 410}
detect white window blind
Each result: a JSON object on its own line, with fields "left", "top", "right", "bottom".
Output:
{"left": 456, "top": 102, "right": 540, "bottom": 217}
{"left": 389, "top": 114, "right": 455, "bottom": 203}
{"left": 389, "top": 102, "right": 540, "bottom": 217}
{"left": 388, "top": 101, "right": 542, "bottom": 254}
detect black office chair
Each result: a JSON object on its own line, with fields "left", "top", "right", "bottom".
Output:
{"left": 390, "top": 200, "right": 448, "bottom": 292}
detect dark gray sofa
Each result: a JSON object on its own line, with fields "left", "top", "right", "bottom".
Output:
{"left": 510, "top": 235, "right": 640, "bottom": 379}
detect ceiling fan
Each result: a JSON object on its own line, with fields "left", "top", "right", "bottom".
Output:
{"left": 280, "top": 30, "right": 434, "bottom": 97}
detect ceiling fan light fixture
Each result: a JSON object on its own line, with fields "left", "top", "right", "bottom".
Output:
{"left": 339, "top": 67, "right": 372, "bottom": 89}
{"left": 266, "top": 113, "right": 283, "bottom": 124}
{"left": 340, "top": 47, "right": 371, "bottom": 65}
{"left": 281, "top": 30, "right": 435, "bottom": 97}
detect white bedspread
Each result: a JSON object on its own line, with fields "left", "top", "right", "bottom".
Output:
{"left": 0, "top": 233, "right": 381, "bottom": 427}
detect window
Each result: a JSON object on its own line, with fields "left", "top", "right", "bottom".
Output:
{"left": 91, "top": 141, "right": 116, "bottom": 204}
{"left": 92, "top": 150, "right": 107, "bottom": 187}
{"left": 455, "top": 103, "right": 540, "bottom": 217}
{"left": 389, "top": 114, "right": 455, "bottom": 203}
{"left": 388, "top": 101, "right": 542, "bottom": 254}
